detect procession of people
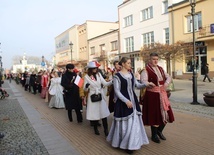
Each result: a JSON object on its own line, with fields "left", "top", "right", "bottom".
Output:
{"left": 1, "top": 53, "right": 175, "bottom": 154}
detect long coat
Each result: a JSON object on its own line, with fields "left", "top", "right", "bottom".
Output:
{"left": 61, "top": 71, "right": 81, "bottom": 110}
{"left": 84, "top": 73, "right": 112, "bottom": 120}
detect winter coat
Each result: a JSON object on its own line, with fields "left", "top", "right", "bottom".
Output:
{"left": 84, "top": 73, "right": 112, "bottom": 120}
{"left": 61, "top": 71, "right": 81, "bottom": 110}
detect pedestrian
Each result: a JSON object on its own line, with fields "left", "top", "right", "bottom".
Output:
{"left": 203, "top": 63, "right": 211, "bottom": 82}
{"left": 29, "top": 71, "right": 37, "bottom": 94}
{"left": 83, "top": 61, "right": 112, "bottom": 136}
{"left": 61, "top": 64, "right": 83, "bottom": 123}
{"left": 107, "top": 60, "right": 121, "bottom": 113}
{"left": 25, "top": 73, "right": 30, "bottom": 91}
{"left": 107, "top": 57, "right": 154, "bottom": 154}
{"left": 140, "top": 52, "right": 175, "bottom": 144}
{"left": 48, "top": 70, "right": 65, "bottom": 109}
{"left": 35, "top": 71, "right": 42, "bottom": 93}
{"left": 40, "top": 71, "right": 49, "bottom": 99}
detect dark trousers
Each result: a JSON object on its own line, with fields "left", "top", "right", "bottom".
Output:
{"left": 90, "top": 117, "right": 108, "bottom": 129}
{"left": 68, "top": 109, "right": 82, "bottom": 122}
{"left": 203, "top": 74, "right": 211, "bottom": 82}
{"left": 37, "top": 84, "right": 42, "bottom": 93}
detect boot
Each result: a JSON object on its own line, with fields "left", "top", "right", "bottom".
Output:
{"left": 68, "top": 110, "right": 73, "bottom": 122}
{"left": 94, "top": 124, "right": 100, "bottom": 135}
{"left": 102, "top": 118, "right": 108, "bottom": 137}
{"left": 151, "top": 126, "right": 160, "bottom": 143}
{"left": 157, "top": 125, "right": 166, "bottom": 140}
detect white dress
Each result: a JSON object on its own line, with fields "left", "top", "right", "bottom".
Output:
{"left": 107, "top": 73, "right": 149, "bottom": 150}
{"left": 48, "top": 77, "right": 65, "bottom": 109}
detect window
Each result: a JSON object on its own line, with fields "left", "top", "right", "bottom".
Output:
{"left": 162, "top": 0, "right": 168, "bottom": 14}
{"left": 125, "top": 37, "right": 134, "bottom": 52}
{"left": 100, "top": 44, "right": 105, "bottom": 51}
{"left": 186, "top": 12, "right": 202, "bottom": 32}
{"left": 124, "top": 15, "right": 133, "bottom": 27}
{"left": 142, "top": 32, "right": 154, "bottom": 46}
{"left": 141, "top": 6, "right": 153, "bottom": 21}
{"left": 90, "top": 47, "right": 95, "bottom": 55}
{"left": 164, "top": 28, "right": 169, "bottom": 44}
{"left": 111, "top": 41, "right": 118, "bottom": 51}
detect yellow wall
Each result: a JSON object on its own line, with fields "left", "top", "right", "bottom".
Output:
{"left": 169, "top": 0, "right": 214, "bottom": 78}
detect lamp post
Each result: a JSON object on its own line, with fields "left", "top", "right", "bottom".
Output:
{"left": 190, "top": 0, "right": 199, "bottom": 105}
{"left": 69, "top": 41, "right": 73, "bottom": 63}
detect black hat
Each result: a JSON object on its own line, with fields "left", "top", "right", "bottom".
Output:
{"left": 66, "top": 64, "right": 75, "bottom": 70}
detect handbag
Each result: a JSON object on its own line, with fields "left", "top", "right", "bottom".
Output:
{"left": 90, "top": 93, "right": 102, "bottom": 102}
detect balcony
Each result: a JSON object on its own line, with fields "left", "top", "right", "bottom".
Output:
{"left": 92, "top": 51, "right": 107, "bottom": 61}
{"left": 197, "top": 24, "right": 214, "bottom": 41}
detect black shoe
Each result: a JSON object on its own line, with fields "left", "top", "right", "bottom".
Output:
{"left": 209, "top": 80, "right": 212, "bottom": 82}
{"left": 203, "top": 80, "right": 205, "bottom": 82}
{"left": 94, "top": 129, "right": 100, "bottom": 135}
{"left": 94, "top": 125, "right": 100, "bottom": 135}
{"left": 152, "top": 135, "right": 161, "bottom": 143}
{"left": 0, "top": 133, "right": 4, "bottom": 139}
{"left": 157, "top": 131, "right": 166, "bottom": 140}
{"left": 69, "top": 118, "right": 73, "bottom": 122}
{"left": 125, "top": 149, "right": 133, "bottom": 154}
{"left": 104, "top": 129, "right": 109, "bottom": 137}
{"left": 151, "top": 126, "right": 161, "bottom": 143}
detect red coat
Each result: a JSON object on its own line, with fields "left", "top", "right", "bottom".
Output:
{"left": 142, "top": 64, "right": 174, "bottom": 125}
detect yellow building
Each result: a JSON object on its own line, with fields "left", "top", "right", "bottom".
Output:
{"left": 169, "top": 0, "right": 214, "bottom": 79}
{"left": 55, "top": 20, "right": 118, "bottom": 70}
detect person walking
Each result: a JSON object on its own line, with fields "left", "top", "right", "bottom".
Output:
{"left": 41, "top": 71, "right": 49, "bottom": 99}
{"left": 107, "top": 57, "right": 154, "bottom": 154}
{"left": 61, "top": 64, "right": 83, "bottom": 123}
{"left": 140, "top": 52, "right": 175, "bottom": 144}
{"left": 203, "top": 63, "right": 211, "bottom": 82}
{"left": 48, "top": 70, "right": 65, "bottom": 109}
{"left": 107, "top": 60, "right": 121, "bottom": 113}
{"left": 84, "top": 61, "right": 112, "bottom": 136}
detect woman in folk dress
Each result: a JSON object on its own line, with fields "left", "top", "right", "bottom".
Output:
{"left": 48, "top": 71, "right": 65, "bottom": 109}
{"left": 107, "top": 57, "right": 155, "bottom": 154}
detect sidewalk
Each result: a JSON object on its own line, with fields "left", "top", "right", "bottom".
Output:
{"left": 0, "top": 79, "right": 214, "bottom": 155}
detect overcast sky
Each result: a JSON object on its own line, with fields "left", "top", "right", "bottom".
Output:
{"left": 0, "top": 0, "right": 121, "bottom": 69}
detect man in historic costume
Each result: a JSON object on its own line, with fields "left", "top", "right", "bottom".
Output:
{"left": 141, "top": 52, "right": 174, "bottom": 143}
{"left": 61, "top": 64, "right": 83, "bottom": 123}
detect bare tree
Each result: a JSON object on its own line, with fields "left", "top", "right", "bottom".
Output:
{"left": 140, "top": 41, "right": 192, "bottom": 74}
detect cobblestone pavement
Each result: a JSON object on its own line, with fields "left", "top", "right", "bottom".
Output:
{"left": 0, "top": 99, "right": 48, "bottom": 155}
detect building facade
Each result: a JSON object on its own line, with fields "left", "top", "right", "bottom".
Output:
{"left": 169, "top": 0, "right": 214, "bottom": 79}
{"left": 88, "top": 29, "right": 119, "bottom": 70}
{"left": 118, "top": 0, "right": 170, "bottom": 72}
{"left": 55, "top": 21, "right": 118, "bottom": 70}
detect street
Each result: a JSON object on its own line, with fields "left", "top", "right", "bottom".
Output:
{"left": 0, "top": 79, "right": 214, "bottom": 155}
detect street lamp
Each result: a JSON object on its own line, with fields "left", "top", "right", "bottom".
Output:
{"left": 190, "top": 0, "right": 199, "bottom": 104}
{"left": 69, "top": 41, "right": 73, "bottom": 62}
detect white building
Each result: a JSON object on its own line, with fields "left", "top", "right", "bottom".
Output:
{"left": 12, "top": 55, "right": 47, "bottom": 73}
{"left": 118, "top": 0, "right": 170, "bottom": 71}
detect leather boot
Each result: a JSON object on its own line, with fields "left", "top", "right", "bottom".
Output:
{"left": 151, "top": 126, "right": 160, "bottom": 143}
{"left": 157, "top": 125, "right": 166, "bottom": 140}
{"left": 102, "top": 118, "right": 108, "bottom": 136}
{"left": 94, "top": 124, "right": 100, "bottom": 135}
{"left": 68, "top": 110, "right": 73, "bottom": 122}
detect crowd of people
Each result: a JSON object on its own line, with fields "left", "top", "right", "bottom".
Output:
{"left": 0, "top": 52, "right": 174, "bottom": 154}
